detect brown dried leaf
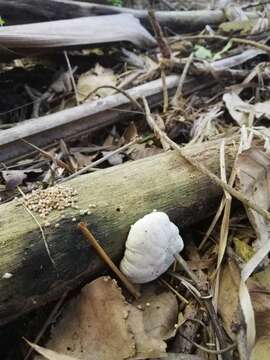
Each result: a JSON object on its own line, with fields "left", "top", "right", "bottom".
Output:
{"left": 236, "top": 147, "right": 270, "bottom": 267}
{"left": 248, "top": 268, "right": 270, "bottom": 359}
{"left": 43, "top": 277, "right": 135, "bottom": 360}
{"left": 223, "top": 92, "right": 270, "bottom": 126}
{"left": 41, "top": 277, "right": 176, "bottom": 360}
{"left": 77, "top": 64, "right": 116, "bottom": 102}
{"left": 128, "top": 143, "right": 163, "bottom": 160}
{"left": 218, "top": 263, "right": 240, "bottom": 339}
{"left": 27, "top": 340, "right": 79, "bottom": 360}
{"left": 134, "top": 283, "right": 178, "bottom": 341}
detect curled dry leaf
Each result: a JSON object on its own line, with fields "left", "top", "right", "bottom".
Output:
{"left": 223, "top": 92, "right": 270, "bottom": 127}
{"left": 37, "top": 277, "right": 177, "bottom": 360}
{"left": 236, "top": 147, "right": 270, "bottom": 276}
{"left": 77, "top": 64, "right": 117, "bottom": 102}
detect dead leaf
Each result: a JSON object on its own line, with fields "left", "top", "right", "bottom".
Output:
{"left": 27, "top": 340, "right": 79, "bottom": 360}
{"left": 236, "top": 147, "right": 270, "bottom": 275}
{"left": 134, "top": 283, "right": 178, "bottom": 341}
{"left": 40, "top": 277, "right": 176, "bottom": 360}
{"left": 101, "top": 151, "right": 124, "bottom": 166}
{"left": 218, "top": 263, "right": 240, "bottom": 339}
{"left": 251, "top": 338, "right": 270, "bottom": 360}
{"left": 223, "top": 92, "right": 270, "bottom": 127}
{"left": 77, "top": 64, "right": 117, "bottom": 102}
{"left": 121, "top": 122, "right": 138, "bottom": 143}
{"left": 248, "top": 269, "right": 270, "bottom": 359}
{"left": 42, "top": 277, "right": 135, "bottom": 360}
{"left": 1, "top": 169, "right": 42, "bottom": 189}
{"left": 128, "top": 143, "right": 163, "bottom": 160}
{"left": 172, "top": 300, "right": 200, "bottom": 354}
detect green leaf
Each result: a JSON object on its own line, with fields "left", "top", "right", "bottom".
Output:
{"left": 213, "top": 40, "right": 233, "bottom": 61}
{"left": 194, "top": 45, "right": 213, "bottom": 60}
{"left": 0, "top": 16, "right": 6, "bottom": 26}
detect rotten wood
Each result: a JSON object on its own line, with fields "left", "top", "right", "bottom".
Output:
{"left": 0, "top": 137, "right": 238, "bottom": 325}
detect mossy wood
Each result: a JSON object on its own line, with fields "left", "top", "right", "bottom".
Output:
{"left": 0, "top": 138, "right": 237, "bottom": 324}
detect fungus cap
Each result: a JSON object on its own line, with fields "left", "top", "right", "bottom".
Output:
{"left": 120, "top": 211, "right": 184, "bottom": 283}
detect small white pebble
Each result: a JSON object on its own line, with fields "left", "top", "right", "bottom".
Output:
{"left": 146, "top": 302, "right": 151, "bottom": 307}
{"left": 45, "top": 222, "right": 50, "bottom": 227}
{"left": 72, "top": 217, "right": 76, "bottom": 222}
{"left": 55, "top": 223, "right": 60, "bottom": 228}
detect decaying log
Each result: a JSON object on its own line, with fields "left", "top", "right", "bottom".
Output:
{"left": 0, "top": 137, "right": 238, "bottom": 325}
{"left": 0, "top": 14, "right": 155, "bottom": 60}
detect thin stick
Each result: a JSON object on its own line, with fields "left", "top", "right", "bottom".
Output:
{"left": 21, "top": 138, "right": 73, "bottom": 173}
{"left": 160, "top": 278, "right": 189, "bottom": 304}
{"left": 83, "top": 85, "right": 143, "bottom": 112}
{"left": 171, "top": 53, "right": 194, "bottom": 107}
{"left": 78, "top": 222, "right": 140, "bottom": 299}
{"left": 161, "top": 67, "right": 169, "bottom": 113}
{"left": 142, "top": 97, "right": 270, "bottom": 222}
{"left": 174, "top": 253, "right": 201, "bottom": 285}
{"left": 17, "top": 187, "right": 55, "bottom": 267}
{"left": 23, "top": 290, "right": 68, "bottom": 360}
{"left": 61, "top": 138, "right": 137, "bottom": 182}
{"left": 173, "top": 34, "right": 270, "bottom": 55}
{"left": 64, "top": 51, "right": 80, "bottom": 106}
{"left": 177, "top": 330, "right": 235, "bottom": 355}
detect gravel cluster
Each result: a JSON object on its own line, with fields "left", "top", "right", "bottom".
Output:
{"left": 22, "top": 185, "right": 78, "bottom": 218}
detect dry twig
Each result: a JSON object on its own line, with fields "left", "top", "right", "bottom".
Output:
{"left": 78, "top": 222, "right": 140, "bottom": 299}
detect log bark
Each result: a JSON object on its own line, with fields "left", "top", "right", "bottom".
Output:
{"left": 0, "top": 14, "right": 156, "bottom": 60}
{"left": 0, "top": 0, "right": 227, "bottom": 30}
{"left": 1, "top": 75, "right": 214, "bottom": 164}
{"left": 0, "top": 137, "right": 237, "bottom": 325}
{"left": 0, "top": 75, "right": 180, "bottom": 163}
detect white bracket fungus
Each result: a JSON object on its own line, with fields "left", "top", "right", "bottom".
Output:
{"left": 120, "top": 211, "right": 184, "bottom": 283}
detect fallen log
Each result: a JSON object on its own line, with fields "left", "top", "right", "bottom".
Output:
{"left": 0, "top": 75, "right": 181, "bottom": 163}
{"left": 0, "top": 14, "right": 156, "bottom": 60}
{"left": 0, "top": 0, "right": 230, "bottom": 29}
{"left": 0, "top": 137, "right": 237, "bottom": 325}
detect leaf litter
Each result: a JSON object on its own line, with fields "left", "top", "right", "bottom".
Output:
{"left": 3, "top": 1, "right": 270, "bottom": 360}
